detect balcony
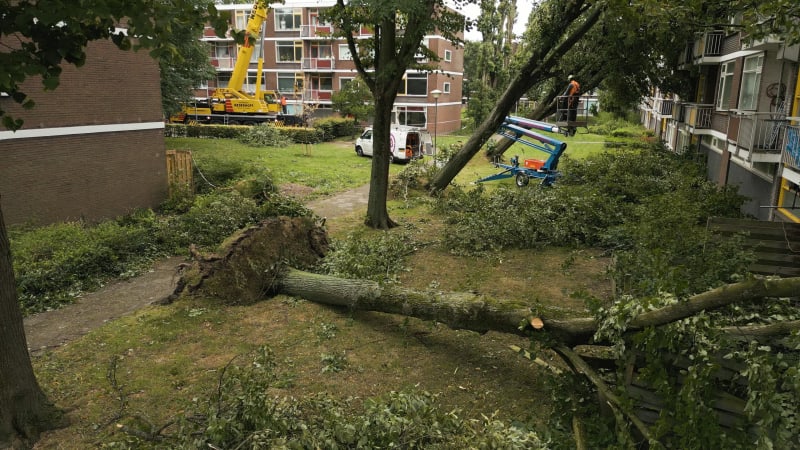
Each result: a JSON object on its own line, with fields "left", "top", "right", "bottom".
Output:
{"left": 679, "top": 31, "right": 724, "bottom": 67}
{"left": 302, "top": 58, "right": 335, "bottom": 70}
{"left": 304, "top": 89, "right": 332, "bottom": 102}
{"left": 211, "top": 57, "right": 235, "bottom": 69}
{"left": 657, "top": 99, "right": 674, "bottom": 117}
{"left": 731, "top": 112, "right": 789, "bottom": 162}
{"left": 784, "top": 125, "right": 800, "bottom": 171}
{"left": 684, "top": 104, "right": 714, "bottom": 130}
{"left": 300, "top": 24, "right": 333, "bottom": 38}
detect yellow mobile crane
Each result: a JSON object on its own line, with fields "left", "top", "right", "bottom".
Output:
{"left": 175, "top": 0, "right": 302, "bottom": 126}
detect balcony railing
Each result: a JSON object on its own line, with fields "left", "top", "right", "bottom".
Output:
{"left": 658, "top": 99, "right": 675, "bottom": 117}
{"left": 680, "top": 31, "right": 724, "bottom": 66}
{"left": 300, "top": 24, "right": 332, "bottom": 38}
{"left": 684, "top": 104, "right": 714, "bottom": 129}
{"left": 304, "top": 89, "right": 332, "bottom": 102}
{"left": 735, "top": 112, "right": 789, "bottom": 154}
{"left": 301, "top": 58, "right": 335, "bottom": 70}
{"left": 784, "top": 125, "right": 800, "bottom": 170}
{"left": 211, "top": 57, "right": 235, "bottom": 69}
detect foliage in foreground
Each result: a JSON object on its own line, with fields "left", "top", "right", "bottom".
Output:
{"left": 105, "top": 347, "right": 546, "bottom": 449}
{"left": 320, "top": 225, "right": 419, "bottom": 283}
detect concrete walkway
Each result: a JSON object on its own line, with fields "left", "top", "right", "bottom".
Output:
{"left": 306, "top": 183, "right": 370, "bottom": 219}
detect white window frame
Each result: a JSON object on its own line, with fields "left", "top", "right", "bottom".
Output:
{"left": 443, "top": 82, "right": 451, "bottom": 94}
{"left": 444, "top": 49, "right": 452, "bottom": 62}
{"left": 339, "top": 77, "right": 355, "bottom": 89}
{"left": 716, "top": 61, "right": 735, "bottom": 110}
{"left": 275, "top": 8, "right": 302, "bottom": 30}
{"left": 399, "top": 73, "right": 427, "bottom": 96}
{"left": 339, "top": 44, "right": 352, "bottom": 60}
{"left": 738, "top": 54, "right": 763, "bottom": 111}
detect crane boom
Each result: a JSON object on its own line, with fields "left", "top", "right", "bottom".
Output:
{"left": 228, "top": 0, "right": 269, "bottom": 92}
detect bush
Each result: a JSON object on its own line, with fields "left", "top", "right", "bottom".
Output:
{"left": 11, "top": 212, "right": 164, "bottom": 314}
{"left": 280, "top": 126, "right": 325, "bottom": 144}
{"left": 320, "top": 226, "right": 417, "bottom": 283}
{"left": 313, "top": 117, "right": 359, "bottom": 139}
{"left": 237, "top": 123, "right": 291, "bottom": 147}
{"left": 167, "top": 190, "right": 262, "bottom": 250}
{"left": 192, "top": 157, "right": 251, "bottom": 194}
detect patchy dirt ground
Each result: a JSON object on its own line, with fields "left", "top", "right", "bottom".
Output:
{"left": 22, "top": 184, "right": 371, "bottom": 354}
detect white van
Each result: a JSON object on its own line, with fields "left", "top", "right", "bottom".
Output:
{"left": 354, "top": 126, "right": 432, "bottom": 163}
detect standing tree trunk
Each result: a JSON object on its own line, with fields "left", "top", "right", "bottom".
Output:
{"left": 0, "top": 202, "right": 64, "bottom": 448}
{"left": 427, "top": 1, "right": 603, "bottom": 193}
{"left": 364, "top": 76, "right": 400, "bottom": 229}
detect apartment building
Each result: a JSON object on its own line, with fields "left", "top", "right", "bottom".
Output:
{"left": 202, "top": 1, "right": 463, "bottom": 133}
{"left": 641, "top": 28, "right": 800, "bottom": 221}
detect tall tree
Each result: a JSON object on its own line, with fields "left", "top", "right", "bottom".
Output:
{"left": 159, "top": 19, "right": 217, "bottom": 118}
{"left": 325, "top": 0, "right": 464, "bottom": 229}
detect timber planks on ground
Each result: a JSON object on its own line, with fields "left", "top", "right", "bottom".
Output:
{"left": 707, "top": 217, "right": 800, "bottom": 277}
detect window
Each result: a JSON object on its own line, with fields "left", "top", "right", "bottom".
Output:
{"left": 340, "top": 77, "right": 354, "bottom": 89}
{"left": 738, "top": 54, "right": 763, "bottom": 110}
{"left": 716, "top": 61, "right": 735, "bottom": 110}
{"left": 392, "top": 106, "right": 426, "bottom": 127}
{"left": 399, "top": 73, "right": 427, "bottom": 96}
{"left": 214, "top": 44, "right": 231, "bottom": 58}
{"left": 277, "top": 40, "right": 302, "bottom": 62}
{"left": 310, "top": 43, "right": 332, "bottom": 59}
{"left": 444, "top": 49, "right": 452, "bottom": 62}
{"left": 275, "top": 8, "right": 302, "bottom": 30}
{"left": 234, "top": 10, "right": 248, "bottom": 30}
{"left": 308, "top": 75, "right": 333, "bottom": 91}
{"left": 443, "top": 82, "right": 451, "bottom": 94}
{"left": 217, "top": 72, "right": 232, "bottom": 89}
{"left": 339, "top": 44, "right": 353, "bottom": 60}
{"left": 277, "top": 72, "right": 303, "bottom": 93}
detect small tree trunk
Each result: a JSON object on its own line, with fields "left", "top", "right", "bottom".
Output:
{"left": 0, "top": 203, "right": 64, "bottom": 448}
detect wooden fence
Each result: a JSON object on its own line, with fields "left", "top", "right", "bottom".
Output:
{"left": 707, "top": 217, "right": 800, "bottom": 277}
{"left": 166, "top": 149, "right": 194, "bottom": 195}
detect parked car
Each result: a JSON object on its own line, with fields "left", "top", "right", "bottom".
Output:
{"left": 354, "top": 126, "right": 432, "bottom": 163}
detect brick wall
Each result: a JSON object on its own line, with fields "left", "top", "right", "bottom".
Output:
{"left": 0, "top": 39, "right": 167, "bottom": 226}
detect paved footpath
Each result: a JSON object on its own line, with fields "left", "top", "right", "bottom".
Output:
{"left": 23, "top": 184, "right": 371, "bottom": 353}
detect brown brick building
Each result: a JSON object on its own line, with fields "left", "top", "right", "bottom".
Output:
{"left": 205, "top": 1, "right": 464, "bottom": 133}
{"left": 0, "top": 39, "right": 167, "bottom": 226}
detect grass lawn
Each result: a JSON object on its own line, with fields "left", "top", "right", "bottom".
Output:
{"left": 32, "top": 131, "right": 615, "bottom": 447}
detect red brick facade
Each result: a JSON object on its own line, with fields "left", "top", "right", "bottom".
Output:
{"left": 0, "top": 39, "right": 167, "bottom": 225}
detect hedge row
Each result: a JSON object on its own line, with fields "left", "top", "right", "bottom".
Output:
{"left": 165, "top": 117, "right": 360, "bottom": 143}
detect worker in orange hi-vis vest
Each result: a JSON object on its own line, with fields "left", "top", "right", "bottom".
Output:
{"left": 563, "top": 75, "right": 581, "bottom": 122}
{"left": 280, "top": 95, "right": 287, "bottom": 114}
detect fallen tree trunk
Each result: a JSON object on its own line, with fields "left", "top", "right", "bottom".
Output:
{"left": 279, "top": 268, "right": 536, "bottom": 337}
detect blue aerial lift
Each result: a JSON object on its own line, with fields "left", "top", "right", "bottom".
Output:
{"left": 477, "top": 116, "right": 568, "bottom": 187}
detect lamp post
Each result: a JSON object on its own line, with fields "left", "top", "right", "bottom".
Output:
{"left": 430, "top": 89, "right": 442, "bottom": 162}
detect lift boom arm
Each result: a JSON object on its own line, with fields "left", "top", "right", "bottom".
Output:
{"left": 228, "top": 0, "right": 270, "bottom": 93}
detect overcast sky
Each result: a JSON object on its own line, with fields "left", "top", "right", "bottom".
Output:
{"left": 455, "top": 0, "right": 534, "bottom": 41}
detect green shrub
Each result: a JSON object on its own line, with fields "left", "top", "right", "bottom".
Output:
{"left": 238, "top": 123, "right": 291, "bottom": 147}
{"left": 11, "top": 213, "right": 164, "bottom": 314}
{"left": 167, "top": 190, "right": 262, "bottom": 250}
{"left": 320, "top": 226, "right": 417, "bottom": 283}
{"left": 279, "top": 126, "right": 325, "bottom": 144}
{"left": 192, "top": 157, "right": 250, "bottom": 194}
{"left": 313, "top": 117, "right": 359, "bottom": 139}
